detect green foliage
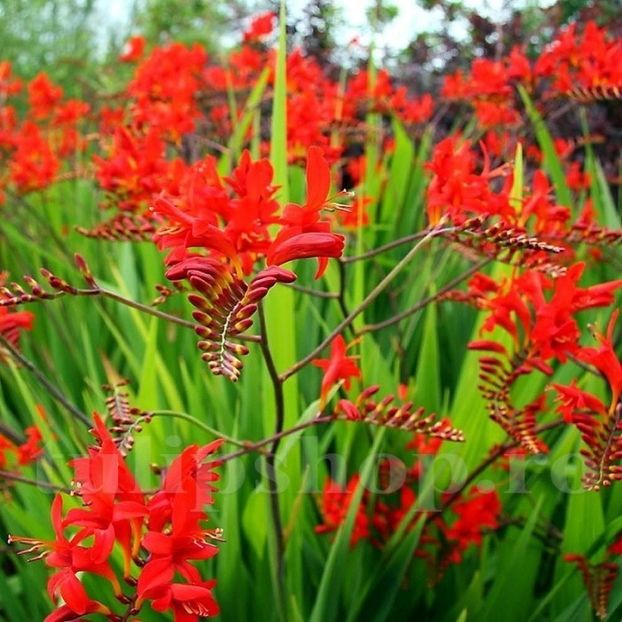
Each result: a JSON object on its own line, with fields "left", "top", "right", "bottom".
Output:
{"left": 0, "top": 0, "right": 99, "bottom": 91}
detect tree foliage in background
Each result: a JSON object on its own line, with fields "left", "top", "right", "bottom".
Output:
{"left": 0, "top": 0, "right": 99, "bottom": 94}
{"left": 134, "top": 0, "right": 239, "bottom": 52}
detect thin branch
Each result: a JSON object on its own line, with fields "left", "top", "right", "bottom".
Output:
{"left": 0, "top": 335, "right": 90, "bottom": 426}
{"left": 0, "top": 422, "right": 25, "bottom": 445}
{"left": 257, "top": 303, "right": 286, "bottom": 587}
{"left": 0, "top": 469, "right": 71, "bottom": 493}
{"left": 280, "top": 226, "right": 450, "bottom": 382}
{"left": 150, "top": 410, "right": 252, "bottom": 450}
{"left": 437, "top": 420, "right": 564, "bottom": 514}
{"left": 358, "top": 258, "right": 490, "bottom": 334}
{"left": 0, "top": 281, "right": 261, "bottom": 343}
{"left": 285, "top": 282, "right": 339, "bottom": 299}
{"left": 341, "top": 226, "right": 457, "bottom": 264}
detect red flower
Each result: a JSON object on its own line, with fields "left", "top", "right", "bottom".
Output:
{"left": 425, "top": 135, "right": 511, "bottom": 225}
{"left": 46, "top": 568, "right": 111, "bottom": 621}
{"left": 551, "top": 380, "right": 606, "bottom": 422}
{"left": 28, "top": 73, "right": 63, "bottom": 118}
{"left": 312, "top": 335, "right": 361, "bottom": 406}
{"left": 444, "top": 486, "right": 501, "bottom": 558}
{"left": 17, "top": 426, "right": 43, "bottom": 464}
{"left": 10, "top": 121, "right": 59, "bottom": 192}
{"left": 95, "top": 126, "right": 175, "bottom": 212}
{"left": 0, "top": 61, "right": 22, "bottom": 97}
{"left": 575, "top": 312, "right": 622, "bottom": 407}
{"left": 243, "top": 11, "right": 276, "bottom": 43}
{"left": 129, "top": 42, "right": 207, "bottom": 140}
{"left": 153, "top": 150, "right": 279, "bottom": 272}
{"left": 0, "top": 305, "right": 34, "bottom": 351}
{"left": 266, "top": 146, "right": 345, "bottom": 278}
{"left": 144, "top": 581, "right": 219, "bottom": 621}
{"left": 0, "top": 425, "right": 42, "bottom": 470}
{"left": 315, "top": 475, "right": 370, "bottom": 546}
{"left": 120, "top": 35, "right": 146, "bottom": 62}
{"left": 10, "top": 416, "right": 224, "bottom": 620}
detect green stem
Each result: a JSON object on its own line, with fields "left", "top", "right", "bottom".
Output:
{"left": 150, "top": 410, "right": 249, "bottom": 449}
{"left": 280, "top": 225, "right": 449, "bottom": 381}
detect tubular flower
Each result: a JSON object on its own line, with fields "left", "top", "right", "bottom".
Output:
{"left": 9, "top": 121, "right": 59, "bottom": 192}
{"left": 266, "top": 146, "right": 346, "bottom": 278}
{"left": 551, "top": 313, "right": 622, "bottom": 489}
{"left": 0, "top": 425, "right": 42, "bottom": 471}
{"left": 152, "top": 151, "right": 279, "bottom": 272}
{"left": 27, "top": 73, "right": 63, "bottom": 118}
{"left": 120, "top": 35, "right": 146, "bottom": 63}
{"left": 463, "top": 262, "right": 622, "bottom": 453}
{"left": 8, "top": 415, "right": 224, "bottom": 621}
{"left": 0, "top": 305, "right": 34, "bottom": 352}
{"left": 312, "top": 335, "right": 361, "bottom": 406}
{"left": 444, "top": 487, "right": 502, "bottom": 559}
{"left": 315, "top": 475, "right": 370, "bottom": 546}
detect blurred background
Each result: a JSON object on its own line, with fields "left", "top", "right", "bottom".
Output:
{"left": 2, "top": 0, "right": 621, "bottom": 96}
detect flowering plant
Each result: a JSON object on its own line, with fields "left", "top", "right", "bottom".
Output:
{"left": 1, "top": 5, "right": 622, "bottom": 621}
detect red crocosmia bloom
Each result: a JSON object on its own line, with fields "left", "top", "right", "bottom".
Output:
{"left": 315, "top": 475, "right": 370, "bottom": 546}
{"left": 120, "top": 35, "right": 146, "bottom": 62}
{"left": 46, "top": 567, "right": 111, "bottom": 620}
{"left": 129, "top": 42, "right": 207, "bottom": 140}
{"left": 425, "top": 135, "right": 511, "bottom": 225}
{"left": 53, "top": 99, "right": 90, "bottom": 126}
{"left": 551, "top": 380, "right": 607, "bottom": 423}
{"left": 17, "top": 425, "right": 43, "bottom": 465}
{"left": 243, "top": 11, "right": 276, "bottom": 42}
{"left": 138, "top": 504, "right": 219, "bottom": 602}
{"left": 312, "top": 335, "right": 361, "bottom": 406}
{"left": 143, "top": 581, "right": 220, "bottom": 621}
{"left": 266, "top": 146, "right": 345, "bottom": 278}
{"left": 0, "top": 305, "right": 34, "bottom": 350}
{"left": 506, "top": 46, "right": 532, "bottom": 81}
{"left": 10, "top": 121, "right": 59, "bottom": 192}
{"left": 476, "top": 263, "right": 622, "bottom": 364}
{"left": 147, "top": 440, "right": 223, "bottom": 532}
{"left": 0, "top": 425, "right": 42, "bottom": 470}
{"left": 95, "top": 125, "right": 175, "bottom": 212}
{"left": 0, "top": 61, "right": 22, "bottom": 97}
{"left": 138, "top": 441, "right": 223, "bottom": 618}
{"left": 28, "top": 73, "right": 64, "bottom": 118}
{"left": 153, "top": 151, "right": 280, "bottom": 272}
{"left": 66, "top": 415, "right": 147, "bottom": 576}
{"left": 445, "top": 487, "right": 501, "bottom": 556}
{"left": 10, "top": 414, "right": 224, "bottom": 620}
{"left": 535, "top": 21, "right": 622, "bottom": 95}
{"left": 9, "top": 495, "right": 121, "bottom": 596}
{"left": 576, "top": 312, "right": 622, "bottom": 407}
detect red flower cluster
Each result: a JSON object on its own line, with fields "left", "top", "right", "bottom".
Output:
{"left": 9, "top": 415, "right": 222, "bottom": 621}
{"left": 128, "top": 43, "right": 208, "bottom": 141}
{"left": 472, "top": 262, "right": 622, "bottom": 365}
{"left": 535, "top": 21, "right": 622, "bottom": 94}
{"left": 0, "top": 65, "right": 90, "bottom": 199}
{"left": 425, "top": 135, "right": 511, "bottom": 225}
{"left": 316, "top": 431, "right": 502, "bottom": 574}
{"left": 153, "top": 146, "right": 345, "bottom": 278}
{"left": 95, "top": 126, "right": 180, "bottom": 212}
